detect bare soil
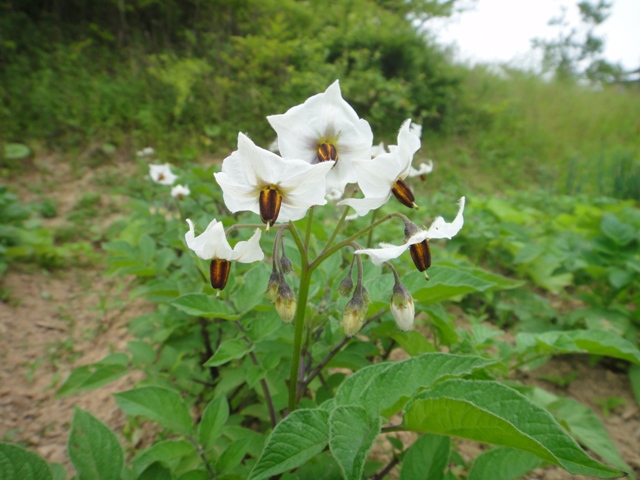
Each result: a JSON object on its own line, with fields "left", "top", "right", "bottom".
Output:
{"left": 1, "top": 154, "right": 639, "bottom": 478}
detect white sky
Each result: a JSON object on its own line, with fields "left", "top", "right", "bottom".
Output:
{"left": 429, "top": 0, "right": 640, "bottom": 71}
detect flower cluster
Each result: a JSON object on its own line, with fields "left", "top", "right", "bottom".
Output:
{"left": 185, "top": 80, "right": 465, "bottom": 334}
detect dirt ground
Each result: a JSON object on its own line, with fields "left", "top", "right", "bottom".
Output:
{"left": 1, "top": 154, "right": 639, "bottom": 478}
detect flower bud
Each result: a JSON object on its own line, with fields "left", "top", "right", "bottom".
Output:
{"left": 265, "top": 270, "right": 282, "bottom": 302}
{"left": 275, "top": 282, "right": 297, "bottom": 323}
{"left": 338, "top": 272, "right": 354, "bottom": 297}
{"left": 279, "top": 251, "right": 293, "bottom": 274}
{"left": 390, "top": 281, "right": 415, "bottom": 331}
{"left": 342, "top": 286, "right": 369, "bottom": 336}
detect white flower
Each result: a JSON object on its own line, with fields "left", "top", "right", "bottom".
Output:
{"left": 171, "top": 184, "right": 191, "bottom": 199}
{"left": 214, "top": 133, "right": 334, "bottom": 226}
{"left": 185, "top": 218, "right": 263, "bottom": 290}
{"left": 355, "top": 197, "right": 465, "bottom": 267}
{"left": 185, "top": 218, "right": 263, "bottom": 263}
{"left": 408, "top": 159, "right": 434, "bottom": 178}
{"left": 338, "top": 119, "right": 421, "bottom": 216}
{"left": 149, "top": 163, "right": 178, "bottom": 185}
{"left": 266, "top": 80, "right": 373, "bottom": 195}
{"left": 137, "top": 147, "right": 155, "bottom": 157}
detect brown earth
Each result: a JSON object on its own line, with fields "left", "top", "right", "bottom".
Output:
{"left": 1, "top": 154, "right": 639, "bottom": 479}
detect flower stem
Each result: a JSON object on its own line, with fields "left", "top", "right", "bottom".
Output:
{"left": 320, "top": 206, "right": 351, "bottom": 256}
{"left": 304, "top": 206, "right": 314, "bottom": 248}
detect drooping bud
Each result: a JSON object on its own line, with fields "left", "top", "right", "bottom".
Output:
{"left": 391, "top": 178, "right": 418, "bottom": 209}
{"left": 317, "top": 143, "right": 338, "bottom": 163}
{"left": 210, "top": 259, "right": 231, "bottom": 290}
{"left": 279, "top": 250, "right": 293, "bottom": 274}
{"left": 409, "top": 240, "right": 431, "bottom": 273}
{"left": 275, "top": 282, "right": 297, "bottom": 323}
{"left": 266, "top": 269, "right": 283, "bottom": 302}
{"left": 342, "top": 286, "right": 369, "bottom": 337}
{"left": 259, "top": 186, "right": 283, "bottom": 226}
{"left": 390, "top": 281, "right": 415, "bottom": 331}
{"left": 338, "top": 273, "right": 354, "bottom": 297}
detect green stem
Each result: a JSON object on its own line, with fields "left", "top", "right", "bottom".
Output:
{"left": 304, "top": 206, "right": 314, "bottom": 248}
{"left": 288, "top": 264, "right": 311, "bottom": 413}
{"left": 287, "top": 221, "right": 310, "bottom": 413}
{"left": 320, "top": 206, "right": 351, "bottom": 256}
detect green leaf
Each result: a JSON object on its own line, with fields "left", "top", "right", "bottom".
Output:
{"left": 600, "top": 215, "right": 635, "bottom": 246}
{"left": 232, "top": 264, "right": 269, "bottom": 314}
{"left": 403, "top": 379, "right": 622, "bottom": 477}
{"left": 203, "top": 338, "right": 253, "bottom": 367}
{"left": 408, "top": 265, "right": 521, "bottom": 305}
{"left": 548, "top": 398, "right": 631, "bottom": 474}
{"left": 216, "top": 437, "right": 252, "bottom": 475}
{"left": 68, "top": 408, "right": 124, "bottom": 480}
{"left": 389, "top": 330, "right": 435, "bottom": 356}
{"left": 4, "top": 143, "right": 31, "bottom": 160}
{"left": 198, "top": 396, "right": 229, "bottom": 450}
{"left": 400, "top": 434, "right": 450, "bottom": 480}
{"left": 329, "top": 405, "right": 380, "bottom": 480}
{"left": 56, "top": 363, "right": 128, "bottom": 398}
{"left": 0, "top": 443, "right": 52, "bottom": 480}
{"left": 249, "top": 409, "right": 329, "bottom": 480}
{"left": 334, "top": 353, "right": 495, "bottom": 417}
{"left": 468, "top": 447, "right": 540, "bottom": 480}
{"left": 132, "top": 440, "right": 198, "bottom": 478}
{"left": 171, "top": 293, "right": 239, "bottom": 320}
{"left": 517, "top": 329, "right": 640, "bottom": 364}
{"left": 114, "top": 386, "right": 193, "bottom": 435}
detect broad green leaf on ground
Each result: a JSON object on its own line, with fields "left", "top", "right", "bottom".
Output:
{"left": 400, "top": 434, "right": 450, "bottom": 480}
{"left": 249, "top": 409, "right": 329, "bottom": 480}
{"left": 329, "top": 405, "right": 380, "bottom": 480}
{"left": 468, "top": 447, "right": 540, "bottom": 480}
{"left": 600, "top": 215, "right": 636, "bottom": 246}
{"left": 548, "top": 398, "right": 631, "bottom": 474}
{"left": 4, "top": 143, "right": 31, "bottom": 160}
{"left": 171, "top": 293, "right": 239, "bottom": 320}
{"left": 68, "top": 409, "right": 124, "bottom": 480}
{"left": 56, "top": 353, "right": 129, "bottom": 397}
{"left": 198, "top": 396, "right": 229, "bottom": 450}
{"left": 0, "top": 443, "right": 52, "bottom": 480}
{"left": 517, "top": 329, "right": 640, "bottom": 364}
{"left": 406, "top": 264, "right": 522, "bottom": 305}
{"left": 132, "top": 440, "right": 198, "bottom": 478}
{"left": 403, "top": 379, "right": 622, "bottom": 478}
{"left": 203, "top": 337, "right": 253, "bottom": 367}
{"left": 114, "top": 386, "right": 193, "bottom": 435}
{"left": 334, "top": 353, "right": 495, "bottom": 417}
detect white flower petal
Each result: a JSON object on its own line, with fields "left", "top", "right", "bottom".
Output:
{"left": 423, "top": 196, "right": 465, "bottom": 239}
{"left": 338, "top": 194, "right": 390, "bottom": 217}
{"left": 231, "top": 228, "right": 264, "bottom": 263}
{"left": 355, "top": 242, "right": 409, "bottom": 265}
{"left": 371, "top": 142, "right": 387, "bottom": 158}
{"left": 185, "top": 218, "right": 234, "bottom": 260}
{"left": 408, "top": 160, "right": 434, "bottom": 178}
{"left": 352, "top": 154, "right": 401, "bottom": 197}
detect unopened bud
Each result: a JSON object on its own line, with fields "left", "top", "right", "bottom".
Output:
{"left": 275, "top": 282, "right": 297, "bottom": 323}
{"left": 266, "top": 270, "right": 282, "bottom": 302}
{"left": 390, "top": 282, "right": 415, "bottom": 331}
{"left": 280, "top": 252, "right": 293, "bottom": 274}
{"left": 342, "top": 286, "right": 369, "bottom": 336}
{"left": 338, "top": 272, "right": 354, "bottom": 297}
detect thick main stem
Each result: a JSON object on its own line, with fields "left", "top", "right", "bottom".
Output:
{"left": 288, "top": 265, "right": 311, "bottom": 413}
